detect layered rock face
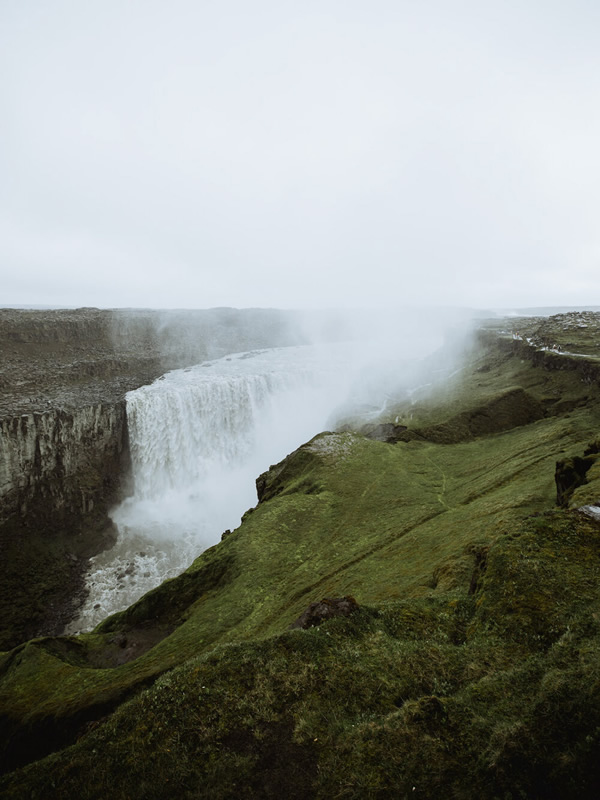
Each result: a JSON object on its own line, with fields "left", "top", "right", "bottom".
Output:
{"left": 0, "top": 403, "right": 128, "bottom": 526}
{"left": 0, "top": 405, "right": 129, "bottom": 648}
{"left": 0, "top": 306, "right": 305, "bottom": 648}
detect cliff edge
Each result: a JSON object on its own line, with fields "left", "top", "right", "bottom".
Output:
{"left": 0, "top": 307, "right": 304, "bottom": 649}
{"left": 1, "top": 312, "right": 600, "bottom": 797}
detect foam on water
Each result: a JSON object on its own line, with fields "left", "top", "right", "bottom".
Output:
{"left": 66, "top": 343, "right": 358, "bottom": 632}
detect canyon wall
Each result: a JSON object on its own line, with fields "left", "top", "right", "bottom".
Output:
{"left": 0, "top": 403, "right": 128, "bottom": 526}
{"left": 0, "top": 307, "right": 305, "bottom": 648}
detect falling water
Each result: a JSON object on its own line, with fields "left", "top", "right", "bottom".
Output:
{"left": 67, "top": 344, "right": 357, "bottom": 632}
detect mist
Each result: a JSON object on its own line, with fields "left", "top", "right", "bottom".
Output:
{"left": 6, "top": 0, "right": 598, "bottom": 629}
{"left": 65, "top": 306, "right": 477, "bottom": 631}
{"left": 2, "top": 0, "right": 600, "bottom": 310}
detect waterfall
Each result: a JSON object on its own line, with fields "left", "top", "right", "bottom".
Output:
{"left": 127, "top": 364, "right": 323, "bottom": 497}
{"left": 66, "top": 344, "right": 354, "bottom": 632}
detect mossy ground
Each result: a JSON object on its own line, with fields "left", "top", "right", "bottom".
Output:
{"left": 2, "top": 335, "right": 600, "bottom": 797}
{"left": 4, "top": 510, "right": 600, "bottom": 799}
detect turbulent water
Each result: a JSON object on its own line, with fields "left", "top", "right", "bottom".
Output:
{"left": 66, "top": 323, "right": 451, "bottom": 635}
{"left": 67, "top": 344, "right": 361, "bottom": 632}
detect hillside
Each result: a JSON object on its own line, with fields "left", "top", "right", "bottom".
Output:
{"left": 2, "top": 313, "right": 600, "bottom": 798}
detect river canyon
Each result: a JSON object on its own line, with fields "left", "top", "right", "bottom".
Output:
{"left": 1, "top": 306, "right": 445, "bottom": 647}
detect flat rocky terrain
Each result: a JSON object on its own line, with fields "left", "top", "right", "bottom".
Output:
{"left": 0, "top": 308, "right": 161, "bottom": 416}
{"left": 0, "top": 307, "right": 305, "bottom": 416}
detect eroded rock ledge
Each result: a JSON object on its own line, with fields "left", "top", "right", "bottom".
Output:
{"left": 0, "top": 307, "right": 305, "bottom": 648}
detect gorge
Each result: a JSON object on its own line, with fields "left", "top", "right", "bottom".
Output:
{"left": 1, "top": 308, "right": 600, "bottom": 798}
{"left": 0, "top": 307, "right": 309, "bottom": 648}
{"left": 69, "top": 342, "right": 363, "bottom": 631}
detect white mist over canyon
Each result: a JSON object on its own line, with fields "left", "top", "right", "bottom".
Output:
{"left": 67, "top": 323, "right": 455, "bottom": 632}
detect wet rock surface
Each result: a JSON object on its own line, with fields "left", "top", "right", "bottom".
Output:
{"left": 0, "top": 307, "right": 304, "bottom": 647}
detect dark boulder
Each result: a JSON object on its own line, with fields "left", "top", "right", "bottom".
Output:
{"left": 289, "top": 596, "right": 359, "bottom": 629}
{"left": 362, "top": 423, "right": 409, "bottom": 443}
{"left": 555, "top": 447, "right": 600, "bottom": 507}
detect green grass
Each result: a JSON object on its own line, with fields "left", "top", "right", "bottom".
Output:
{"left": 2, "top": 336, "right": 600, "bottom": 797}
{"left": 4, "top": 508, "right": 600, "bottom": 798}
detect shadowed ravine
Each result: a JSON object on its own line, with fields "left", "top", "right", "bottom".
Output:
{"left": 2, "top": 310, "right": 600, "bottom": 798}
{"left": 68, "top": 343, "right": 361, "bottom": 632}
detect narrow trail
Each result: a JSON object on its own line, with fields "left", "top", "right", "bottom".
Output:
{"left": 425, "top": 451, "right": 451, "bottom": 510}
{"left": 287, "top": 453, "right": 445, "bottom": 605}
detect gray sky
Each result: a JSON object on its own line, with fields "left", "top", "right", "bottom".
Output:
{"left": 2, "top": 0, "right": 599, "bottom": 310}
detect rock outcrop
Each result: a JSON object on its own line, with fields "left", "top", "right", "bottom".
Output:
{"left": 0, "top": 307, "right": 307, "bottom": 648}
{"left": 555, "top": 441, "right": 600, "bottom": 507}
{"left": 0, "top": 404, "right": 130, "bottom": 649}
{"left": 0, "top": 404, "right": 127, "bottom": 524}
{"left": 289, "top": 596, "right": 359, "bottom": 629}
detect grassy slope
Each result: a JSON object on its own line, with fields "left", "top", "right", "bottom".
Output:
{"left": 2, "top": 332, "right": 600, "bottom": 797}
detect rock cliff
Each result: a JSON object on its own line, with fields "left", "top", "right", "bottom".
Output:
{"left": 1, "top": 311, "right": 600, "bottom": 798}
{"left": 0, "top": 404, "right": 127, "bottom": 522}
{"left": 0, "top": 307, "right": 306, "bottom": 648}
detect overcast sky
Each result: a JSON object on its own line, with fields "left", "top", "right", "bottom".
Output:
{"left": 1, "top": 1, "right": 599, "bottom": 310}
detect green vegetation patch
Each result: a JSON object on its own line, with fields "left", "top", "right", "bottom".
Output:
{"left": 4, "top": 506, "right": 600, "bottom": 798}
{"left": 2, "top": 333, "right": 600, "bottom": 795}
